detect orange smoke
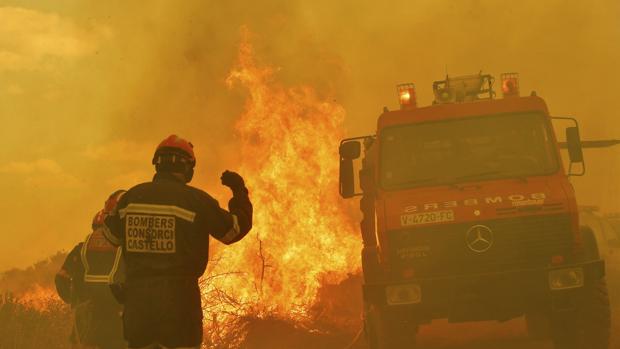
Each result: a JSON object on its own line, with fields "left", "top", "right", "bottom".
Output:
{"left": 200, "top": 27, "right": 361, "bottom": 338}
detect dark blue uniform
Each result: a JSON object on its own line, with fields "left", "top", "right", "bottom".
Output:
{"left": 102, "top": 172, "right": 252, "bottom": 348}
{"left": 55, "top": 228, "right": 125, "bottom": 349}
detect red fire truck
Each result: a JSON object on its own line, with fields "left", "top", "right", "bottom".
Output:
{"left": 339, "top": 73, "right": 612, "bottom": 349}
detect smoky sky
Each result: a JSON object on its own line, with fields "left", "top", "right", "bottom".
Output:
{"left": 0, "top": 0, "right": 619, "bottom": 270}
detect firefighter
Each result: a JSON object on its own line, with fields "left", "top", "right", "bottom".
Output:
{"left": 55, "top": 190, "right": 127, "bottom": 349}
{"left": 101, "top": 135, "right": 253, "bottom": 349}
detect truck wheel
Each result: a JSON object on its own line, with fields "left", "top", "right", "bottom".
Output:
{"left": 581, "top": 226, "right": 600, "bottom": 262}
{"left": 525, "top": 311, "right": 550, "bottom": 339}
{"left": 551, "top": 279, "right": 611, "bottom": 349}
{"left": 365, "top": 305, "right": 418, "bottom": 349}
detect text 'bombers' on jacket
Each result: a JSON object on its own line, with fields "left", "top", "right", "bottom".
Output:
{"left": 102, "top": 172, "right": 253, "bottom": 280}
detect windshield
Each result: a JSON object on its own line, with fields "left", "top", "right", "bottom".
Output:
{"left": 380, "top": 112, "right": 559, "bottom": 189}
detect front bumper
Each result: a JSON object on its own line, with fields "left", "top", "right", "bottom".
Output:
{"left": 363, "top": 260, "right": 605, "bottom": 322}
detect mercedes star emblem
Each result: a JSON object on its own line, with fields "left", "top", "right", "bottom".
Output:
{"left": 465, "top": 225, "right": 494, "bottom": 253}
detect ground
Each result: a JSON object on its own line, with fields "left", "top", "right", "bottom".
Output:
{"left": 1, "top": 245, "right": 619, "bottom": 348}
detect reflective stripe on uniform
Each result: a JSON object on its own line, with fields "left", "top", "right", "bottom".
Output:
{"left": 81, "top": 232, "right": 123, "bottom": 284}
{"left": 108, "top": 246, "right": 123, "bottom": 282}
{"left": 84, "top": 274, "right": 111, "bottom": 283}
{"left": 80, "top": 233, "right": 92, "bottom": 274}
{"left": 101, "top": 223, "right": 121, "bottom": 246}
{"left": 218, "top": 214, "right": 241, "bottom": 244}
{"left": 83, "top": 249, "right": 122, "bottom": 283}
{"left": 119, "top": 203, "right": 196, "bottom": 223}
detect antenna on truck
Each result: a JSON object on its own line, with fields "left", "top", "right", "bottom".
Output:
{"left": 558, "top": 140, "right": 620, "bottom": 149}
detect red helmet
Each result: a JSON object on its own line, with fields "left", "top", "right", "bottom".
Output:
{"left": 103, "top": 190, "right": 126, "bottom": 214}
{"left": 92, "top": 210, "right": 106, "bottom": 228}
{"left": 152, "top": 135, "right": 196, "bottom": 166}
{"left": 92, "top": 190, "right": 126, "bottom": 229}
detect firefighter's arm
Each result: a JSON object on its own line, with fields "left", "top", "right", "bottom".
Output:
{"left": 54, "top": 269, "right": 72, "bottom": 304}
{"left": 102, "top": 195, "right": 127, "bottom": 246}
{"left": 210, "top": 171, "right": 253, "bottom": 245}
{"left": 55, "top": 244, "right": 82, "bottom": 304}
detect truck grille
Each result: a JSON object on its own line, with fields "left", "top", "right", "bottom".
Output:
{"left": 388, "top": 214, "right": 573, "bottom": 278}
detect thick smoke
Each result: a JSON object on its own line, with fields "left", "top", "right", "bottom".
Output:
{"left": 1, "top": 0, "right": 619, "bottom": 271}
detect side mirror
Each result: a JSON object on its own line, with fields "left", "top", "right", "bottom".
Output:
{"left": 566, "top": 127, "right": 584, "bottom": 163}
{"left": 553, "top": 117, "right": 585, "bottom": 177}
{"left": 340, "top": 141, "right": 361, "bottom": 160}
{"left": 340, "top": 158, "right": 355, "bottom": 198}
{"left": 339, "top": 137, "right": 371, "bottom": 198}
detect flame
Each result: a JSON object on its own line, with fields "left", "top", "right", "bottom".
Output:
{"left": 16, "top": 285, "right": 61, "bottom": 312}
{"left": 200, "top": 28, "right": 361, "bottom": 342}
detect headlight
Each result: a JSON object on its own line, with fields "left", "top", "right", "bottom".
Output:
{"left": 548, "top": 267, "right": 584, "bottom": 290}
{"left": 386, "top": 284, "right": 422, "bottom": 305}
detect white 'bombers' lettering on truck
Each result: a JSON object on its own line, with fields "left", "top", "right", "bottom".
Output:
{"left": 125, "top": 214, "right": 176, "bottom": 253}
{"left": 403, "top": 193, "right": 547, "bottom": 213}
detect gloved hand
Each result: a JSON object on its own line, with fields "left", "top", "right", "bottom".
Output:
{"left": 221, "top": 170, "right": 247, "bottom": 196}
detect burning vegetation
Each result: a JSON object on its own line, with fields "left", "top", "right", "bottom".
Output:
{"left": 0, "top": 31, "right": 363, "bottom": 349}
{"left": 200, "top": 29, "right": 362, "bottom": 346}
{"left": 0, "top": 253, "right": 71, "bottom": 348}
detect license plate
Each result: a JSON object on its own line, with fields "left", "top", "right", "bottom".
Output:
{"left": 400, "top": 210, "right": 455, "bottom": 226}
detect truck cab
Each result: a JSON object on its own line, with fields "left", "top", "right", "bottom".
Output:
{"left": 340, "top": 73, "right": 610, "bottom": 349}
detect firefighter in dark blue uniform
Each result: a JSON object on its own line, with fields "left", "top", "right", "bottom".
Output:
{"left": 102, "top": 135, "right": 253, "bottom": 349}
{"left": 55, "top": 190, "right": 127, "bottom": 349}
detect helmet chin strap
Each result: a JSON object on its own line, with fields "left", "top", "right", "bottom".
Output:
{"left": 184, "top": 167, "right": 194, "bottom": 183}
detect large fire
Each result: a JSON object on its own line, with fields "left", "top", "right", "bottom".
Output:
{"left": 200, "top": 28, "right": 361, "bottom": 342}
{"left": 3, "top": 28, "right": 362, "bottom": 349}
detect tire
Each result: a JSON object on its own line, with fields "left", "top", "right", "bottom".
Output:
{"left": 551, "top": 279, "right": 611, "bottom": 349}
{"left": 581, "top": 226, "right": 600, "bottom": 262}
{"left": 525, "top": 311, "right": 550, "bottom": 340}
{"left": 365, "top": 304, "right": 418, "bottom": 349}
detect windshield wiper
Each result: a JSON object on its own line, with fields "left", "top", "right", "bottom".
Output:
{"left": 455, "top": 170, "right": 502, "bottom": 182}
{"left": 398, "top": 177, "right": 439, "bottom": 186}
{"left": 398, "top": 176, "right": 463, "bottom": 189}
{"left": 455, "top": 170, "right": 528, "bottom": 183}
{"left": 506, "top": 172, "right": 528, "bottom": 183}
{"left": 394, "top": 171, "right": 529, "bottom": 189}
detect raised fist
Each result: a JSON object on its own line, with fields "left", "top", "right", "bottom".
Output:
{"left": 220, "top": 170, "right": 245, "bottom": 191}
